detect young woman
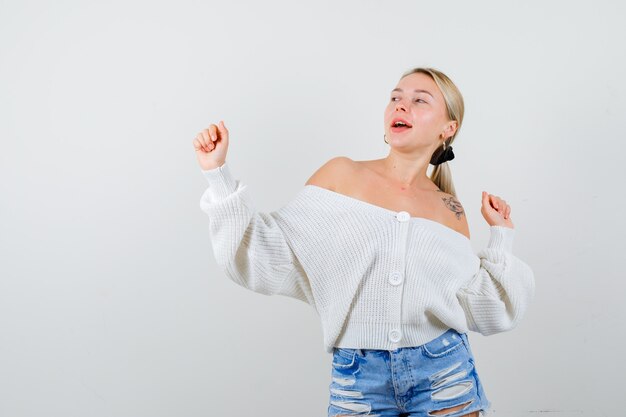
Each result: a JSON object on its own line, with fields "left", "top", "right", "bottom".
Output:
{"left": 193, "top": 67, "right": 536, "bottom": 417}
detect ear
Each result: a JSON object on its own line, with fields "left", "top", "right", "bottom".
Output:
{"left": 446, "top": 120, "right": 458, "bottom": 138}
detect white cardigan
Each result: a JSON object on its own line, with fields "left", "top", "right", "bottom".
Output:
{"left": 199, "top": 162, "right": 536, "bottom": 353}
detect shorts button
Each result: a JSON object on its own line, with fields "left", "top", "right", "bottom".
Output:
{"left": 389, "top": 271, "right": 403, "bottom": 286}
{"left": 396, "top": 211, "right": 410, "bottom": 222}
{"left": 388, "top": 328, "right": 402, "bottom": 343}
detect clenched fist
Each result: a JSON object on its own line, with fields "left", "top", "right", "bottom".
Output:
{"left": 193, "top": 120, "right": 229, "bottom": 171}
{"left": 481, "top": 191, "right": 514, "bottom": 229}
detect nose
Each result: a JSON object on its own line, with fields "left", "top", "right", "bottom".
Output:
{"left": 394, "top": 99, "right": 408, "bottom": 112}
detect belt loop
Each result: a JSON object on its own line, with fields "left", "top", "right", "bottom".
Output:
{"left": 358, "top": 348, "right": 364, "bottom": 357}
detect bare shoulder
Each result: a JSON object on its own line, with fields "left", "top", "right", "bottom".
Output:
{"left": 435, "top": 190, "right": 471, "bottom": 239}
{"left": 304, "top": 156, "right": 356, "bottom": 191}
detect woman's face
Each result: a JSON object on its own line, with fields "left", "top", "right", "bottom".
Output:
{"left": 384, "top": 72, "right": 452, "bottom": 149}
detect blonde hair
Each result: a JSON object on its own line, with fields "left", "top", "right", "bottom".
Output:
{"left": 399, "top": 67, "right": 465, "bottom": 198}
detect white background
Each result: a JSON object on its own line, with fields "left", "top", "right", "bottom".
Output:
{"left": 1, "top": 1, "right": 625, "bottom": 416}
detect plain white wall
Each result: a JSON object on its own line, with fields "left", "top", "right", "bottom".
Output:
{"left": 1, "top": 0, "right": 625, "bottom": 416}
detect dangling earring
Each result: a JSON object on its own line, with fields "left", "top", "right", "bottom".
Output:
{"left": 384, "top": 134, "right": 388, "bottom": 144}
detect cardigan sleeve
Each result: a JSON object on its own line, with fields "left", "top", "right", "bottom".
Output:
{"left": 455, "top": 225, "right": 536, "bottom": 335}
{"left": 198, "top": 162, "right": 314, "bottom": 305}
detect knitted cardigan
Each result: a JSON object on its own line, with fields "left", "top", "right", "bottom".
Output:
{"left": 199, "top": 162, "right": 536, "bottom": 353}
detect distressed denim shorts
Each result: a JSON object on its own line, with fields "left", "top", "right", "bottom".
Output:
{"left": 328, "top": 328, "right": 491, "bottom": 417}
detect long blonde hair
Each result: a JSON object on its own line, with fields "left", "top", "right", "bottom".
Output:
{"left": 399, "top": 67, "right": 465, "bottom": 198}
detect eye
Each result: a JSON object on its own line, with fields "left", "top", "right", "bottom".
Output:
{"left": 390, "top": 97, "right": 426, "bottom": 103}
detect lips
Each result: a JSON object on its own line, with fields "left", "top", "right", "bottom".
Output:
{"left": 390, "top": 125, "right": 411, "bottom": 133}
{"left": 391, "top": 117, "right": 412, "bottom": 128}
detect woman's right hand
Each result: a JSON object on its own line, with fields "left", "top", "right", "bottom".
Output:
{"left": 193, "top": 120, "right": 229, "bottom": 170}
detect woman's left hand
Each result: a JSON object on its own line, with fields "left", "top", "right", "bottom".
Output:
{"left": 481, "top": 191, "right": 514, "bottom": 229}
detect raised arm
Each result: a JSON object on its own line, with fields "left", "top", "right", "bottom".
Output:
{"left": 199, "top": 162, "right": 314, "bottom": 305}
{"left": 193, "top": 121, "right": 313, "bottom": 305}
{"left": 455, "top": 225, "right": 536, "bottom": 335}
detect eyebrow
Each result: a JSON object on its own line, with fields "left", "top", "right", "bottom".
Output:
{"left": 391, "top": 88, "right": 434, "bottom": 98}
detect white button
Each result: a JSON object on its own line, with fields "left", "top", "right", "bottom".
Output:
{"left": 388, "top": 328, "right": 402, "bottom": 343}
{"left": 396, "top": 211, "right": 410, "bottom": 222}
{"left": 389, "top": 271, "right": 403, "bottom": 286}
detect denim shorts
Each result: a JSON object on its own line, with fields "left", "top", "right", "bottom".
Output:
{"left": 328, "top": 328, "right": 491, "bottom": 417}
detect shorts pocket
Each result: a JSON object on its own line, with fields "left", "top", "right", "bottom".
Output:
{"left": 332, "top": 348, "right": 357, "bottom": 369}
{"left": 459, "top": 332, "right": 475, "bottom": 358}
{"left": 422, "top": 329, "right": 466, "bottom": 359}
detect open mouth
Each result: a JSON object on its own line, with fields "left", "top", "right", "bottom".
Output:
{"left": 390, "top": 119, "right": 412, "bottom": 133}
